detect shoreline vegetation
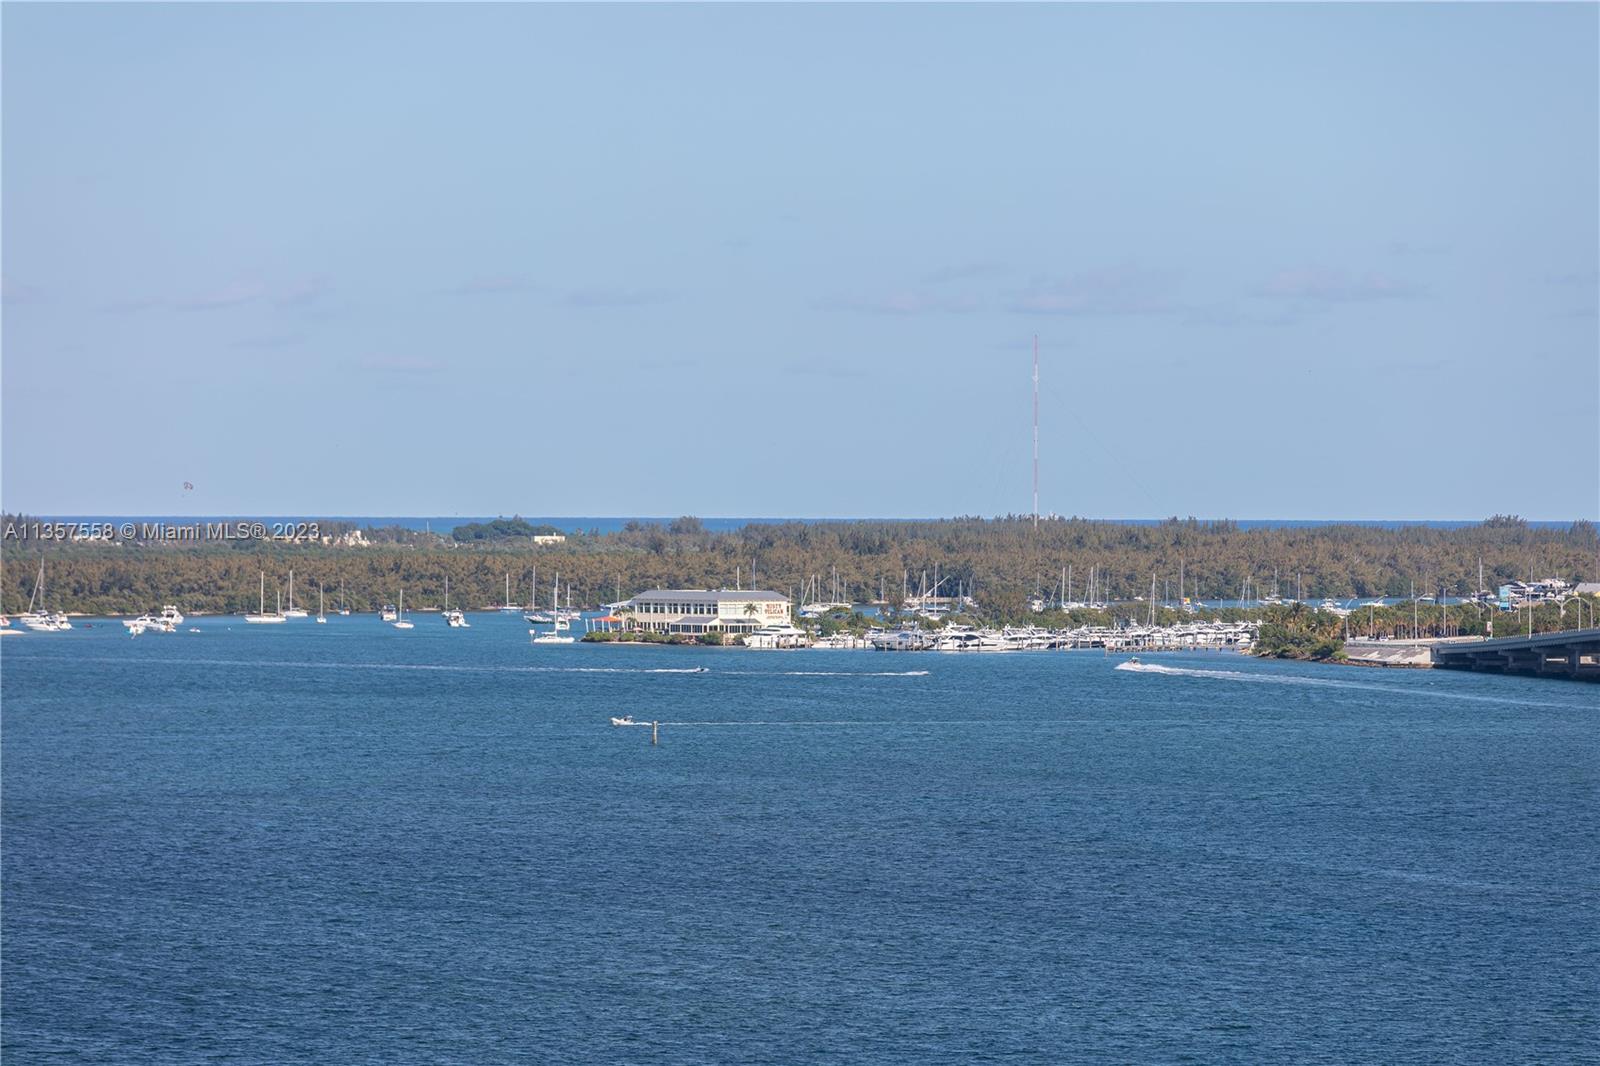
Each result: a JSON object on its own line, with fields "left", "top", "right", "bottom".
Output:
{"left": 3, "top": 514, "right": 1594, "bottom": 633}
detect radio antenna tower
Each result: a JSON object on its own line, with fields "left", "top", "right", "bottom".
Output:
{"left": 1032, "top": 334, "right": 1040, "bottom": 529}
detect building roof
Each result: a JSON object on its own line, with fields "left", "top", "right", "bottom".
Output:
{"left": 630, "top": 588, "right": 788, "bottom": 603}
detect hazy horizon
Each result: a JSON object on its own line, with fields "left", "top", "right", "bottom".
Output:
{"left": 4, "top": 511, "right": 1589, "bottom": 529}
{"left": 4, "top": 4, "right": 1596, "bottom": 519}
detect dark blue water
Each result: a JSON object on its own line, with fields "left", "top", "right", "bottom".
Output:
{"left": 4, "top": 616, "right": 1595, "bottom": 1064}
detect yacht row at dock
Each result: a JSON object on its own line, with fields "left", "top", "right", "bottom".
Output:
{"left": 753, "top": 620, "right": 1259, "bottom": 652}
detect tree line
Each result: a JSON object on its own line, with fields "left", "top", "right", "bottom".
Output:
{"left": 2, "top": 515, "right": 1595, "bottom": 619}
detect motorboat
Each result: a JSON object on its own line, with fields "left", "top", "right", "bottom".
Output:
{"left": 745, "top": 623, "right": 809, "bottom": 649}
{"left": 610, "top": 715, "right": 636, "bottom": 727}
{"left": 379, "top": 603, "right": 399, "bottom": 622}
{"left": 124, "top": 614, "right": 177, "bottom": 634}
{"left": 443, "top": 577, "right": 469, "bottom": 627}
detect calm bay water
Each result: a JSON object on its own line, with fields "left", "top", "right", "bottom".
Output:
{"left": 4, "top": 615, "right": 1595, "bottom": 1064}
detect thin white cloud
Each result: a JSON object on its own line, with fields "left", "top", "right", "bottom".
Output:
{"left": 355, "top": 354, "right": 444, "bottom": 375}
{"left": 174, "top": 281, "right": 269, "bottom": 312}
{"left": 0, "top": 275, "right": 45, "bottom": 306}
{"left": 1257, "top": 268, "right": 1422, "bottom": 303}
{"left": 276, "top": 276, "right": 330, "bottom": 308}
{"left": 450, "top": 275, "right": 538, "bottom": 295}
{"left": 1007, "top": 269, "right": 1180, "bottom": 316}
{"left": 819, "top": 289, "right": 984, "bottom": 315}
{"left": 920, "top": 261, "right": 1008, "bottom": 285}
{"left": 564, "top": 286, "right": 670, "bottom": 308}
{"left": 233, "top": 332, "right": 307, "bottom": 350}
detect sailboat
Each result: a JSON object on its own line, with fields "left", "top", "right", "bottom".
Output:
{"left": 531, "top": 571, "right": 575, "bottom": 643}
{"left": 392, "top": 589, "right": 414, "bottom": 629}
{"left": 338, "top": 582, "right": 351, "bottom": 616}
{"left": 317, "top": 583, "right": 328, "bottom": 624}
{"left": 499, "top": 572, "right": 521, "bottom": 612}
{"left": 245, "top": 571, "right": 287, "bottom": 623}
{"left": 443, "top": 577, "right": 469, "bottom": 627}
{"left": 18, "top": 559, "right": 71, "bottom": 631}
{"left": 524, "top": 565, "right": 555, "bottom": 623}
{"left": 282, "top": 569, "right": 309, "bottom": 618}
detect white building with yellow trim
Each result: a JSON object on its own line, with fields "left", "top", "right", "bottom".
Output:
{"left": 622, "top": 589, "right": 791, "bottom": 636}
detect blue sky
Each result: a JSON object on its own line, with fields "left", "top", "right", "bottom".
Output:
{"left": 3, "top": 3, "right": 1596, "bottom": 520}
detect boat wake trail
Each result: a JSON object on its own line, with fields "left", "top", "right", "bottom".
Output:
{"left": 658, "top": 719, "right": 981, "bottom": 727}
{"left": 723, "top": 669, "right": 930, "bottom": 677}
{"left": 1112, "top": 659, "right": 1553, "bottom": 706}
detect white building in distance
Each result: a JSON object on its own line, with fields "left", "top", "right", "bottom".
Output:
{"left": 623, "top": 589, "right": 791, "bottom": 636}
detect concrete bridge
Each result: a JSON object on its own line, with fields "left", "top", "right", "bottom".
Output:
{"left": 1430, "top": 628, "right": 1600, "bottom": 681}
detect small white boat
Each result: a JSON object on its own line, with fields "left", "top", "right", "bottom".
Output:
{"left": 443, "top": 577, "right": 469, "bottom": 627}
{"left": 316, "top": 584, "right": 327, "bottom": 624}
{"left": 610, "top": 715, "right": 635, "bottom": 727}
{"left": 379, "top": 603, "right": 398, "bottom": 622}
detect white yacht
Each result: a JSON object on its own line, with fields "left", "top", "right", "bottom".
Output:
{"left": 932, "top": 626, "right": 1012, "bottom": 652}
{"left": 379, "top": 603, "right": 399, "bottom": 622}
{"left": 124, "top": 613, "right": 177, "bottom": 635}
{"left": 245, "top": 573, "right": 287, "bottom": 623}
{"left": 316, "top": 584, "right": 328, "bottom": 624}
{"left": 443, "top": 577, "right": 469, "bottom": 628}
{"left": 158, "top": 605, "right": 184, "bottom": 627}
{"left": 745, "top": 623, "right": 809, "bottom": 649}
{"left": 338, "top": 583, "right": 351, "bottom": 616}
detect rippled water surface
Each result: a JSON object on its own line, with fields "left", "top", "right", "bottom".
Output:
{"left": 4, "top": 614, "right": 1595, "bottom": 1064}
